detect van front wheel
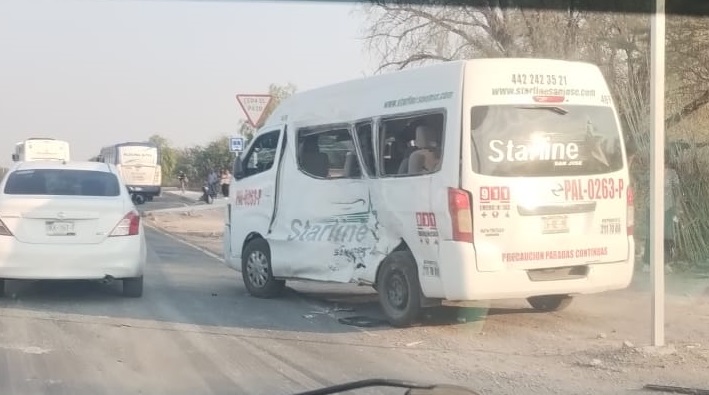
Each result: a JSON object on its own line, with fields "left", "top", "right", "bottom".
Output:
{"left": 241, "top": 238, "right": 285, "bottom": 298}
{"left": 527, "top": 295, "right": 573, "bottom": 312}
{"left": 377, "top": 251, "right": 422, "bottom": 328}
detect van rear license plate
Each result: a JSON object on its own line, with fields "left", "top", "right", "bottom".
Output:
{"left": 46, "top": 221, "right": 75, "bottom": 236}
{"left": 542, "top": 215, "right": 568, "bottom": 234}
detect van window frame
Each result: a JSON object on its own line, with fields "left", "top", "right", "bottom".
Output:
{"left": 238, "top": 129, "right": 281, "bottom": 179}
{"left": 376, "top": 109, "right": 447, "bottom": 178}
{"left": 349, "top": 119, "right": 377, "bottom": 178}
{"left": 295, "top": 123, "right": 362, "bottom": 180}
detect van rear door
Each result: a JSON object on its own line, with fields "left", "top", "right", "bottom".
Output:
{"left": 469, "top": 103, "right": 630, "bottom": 272}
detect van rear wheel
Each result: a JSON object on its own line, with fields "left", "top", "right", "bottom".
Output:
{"left": 242, "top": 238, "right": 285, "bottom": 298}
{"left": 527, "top": 295, "right": 573, "bottom": 312}
{"left": 377, "top": 251, "right": 422, "bottom": 328}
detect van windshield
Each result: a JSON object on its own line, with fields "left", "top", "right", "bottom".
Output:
{"left": 470, "top": 105, "right": 624, "bottom": 177}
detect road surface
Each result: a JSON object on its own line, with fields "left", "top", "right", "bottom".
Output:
{"left": 0, "top": 206, "right": 454, "bottom": 395}
{"left": 1, "top": 193, "right": 706, "bottom": 395}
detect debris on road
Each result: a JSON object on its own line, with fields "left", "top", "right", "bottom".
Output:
{"left": 338, "top": 316, "right": 388, "bottom": 328}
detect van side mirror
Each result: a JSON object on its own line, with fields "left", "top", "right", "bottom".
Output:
{"left": 233, "top": 154, "right": 245, "bottom": 180}
{"left": 11, "top": 154, "right": 18, "bottom": 161}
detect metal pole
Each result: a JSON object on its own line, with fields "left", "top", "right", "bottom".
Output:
{"left": 649, "top": 0, "right": 666, "bottom": 347}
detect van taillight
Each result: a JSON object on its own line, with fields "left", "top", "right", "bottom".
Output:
{"left": 448, "top": 188, "right": 473, "bottom": 243}
{"left": 627, "top": 186, "right": 634, "bottom": 236}
{"left": 110, "top": 211, "right": 140, "bottom": 237}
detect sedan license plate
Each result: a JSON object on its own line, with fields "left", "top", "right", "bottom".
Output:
{"left": 46, "top": 221, "right": 75, "bottom": 236}
{"left": 542, "top": 215, "right": 568, "bottom": 234}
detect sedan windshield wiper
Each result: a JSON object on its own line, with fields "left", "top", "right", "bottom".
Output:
{"left": 515, "top": 105, "right": 568, "bottom": 115}
{"left": 291, "top": 379, "right": 481, "bottom": 395}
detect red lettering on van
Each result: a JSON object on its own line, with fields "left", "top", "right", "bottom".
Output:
{"left": 480, "top": 186, "right": 510, "bottom": 203}
{"left": 503, "top": 246, "right": 608, "bottom": 262}
{"left": 416, "top": 212, "right": 439, "bottom": 244}
{"left": 235, "top": 189, "right": 262, "bottom": 206}
{"left": 564, "top": 178, "right": 625, "bottom": 201}
{"left": 416, "top": 212, "right": 437, "bottom": 228}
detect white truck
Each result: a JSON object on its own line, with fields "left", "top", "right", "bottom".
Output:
{"left": 12, "top": 138, "right": 71, "bottom": 162}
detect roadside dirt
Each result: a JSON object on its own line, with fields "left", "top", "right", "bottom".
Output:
{"left": 145, "top": 208, "right": 224, "bottom": 256}
{"left": 146, "top": 206, "right": 709, "bottom": 394}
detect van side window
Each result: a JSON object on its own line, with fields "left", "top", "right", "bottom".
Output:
{"left": 355, "top": 122, "right": 376, "bottom": 176}
{"left": 379, "top": 112, "right": 445, "bottom": 176}
{"left": 297, "top": 127, "right": 359, "bottom": 179}
{"left": 241, "top": 130, "right": 280, "bottom": 178}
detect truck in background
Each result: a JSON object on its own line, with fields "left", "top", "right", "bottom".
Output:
{"left": 12, "top": 138, "right": 71, "bottom": 162}
{"left": 96, "top": 142, "right": 162, "bottom": 205}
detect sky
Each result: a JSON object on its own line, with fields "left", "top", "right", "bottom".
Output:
{"left": 0, "top": 0, "right": 375, "bottom": 167}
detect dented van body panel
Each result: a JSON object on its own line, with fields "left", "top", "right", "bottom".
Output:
{"left": 224, "top": 58, "right": 634, "bottom": 303}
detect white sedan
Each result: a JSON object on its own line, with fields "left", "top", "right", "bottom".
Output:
{"left": 0, "top": 160, "right": 147, "bottom": 297}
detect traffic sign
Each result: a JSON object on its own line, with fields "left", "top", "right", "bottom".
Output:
{"left": 236, "top": 94, "right": 273, "bottom": 127}
{"left": 230, "top": 137, "right": 244, "bottom": 152}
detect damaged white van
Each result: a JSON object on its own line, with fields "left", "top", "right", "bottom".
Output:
{"left": 224, "top": 58, "right": 635, "bottom": 327}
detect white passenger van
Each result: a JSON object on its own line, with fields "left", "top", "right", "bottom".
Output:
{"left": 224, "top": 58, "right": 635, "bottom": 327}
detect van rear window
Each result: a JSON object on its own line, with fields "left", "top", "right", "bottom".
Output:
{"left": 471, "top": 105, "right": 624, "bottom": 177}
{"left": 4, "top": 169, "right": 121, "bottom": 197}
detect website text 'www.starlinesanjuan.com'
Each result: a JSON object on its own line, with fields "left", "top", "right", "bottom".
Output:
{"left": 492, "top": 86, "right": 596, "bottom": 97}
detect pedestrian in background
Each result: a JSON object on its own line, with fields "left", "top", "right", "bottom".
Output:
{"left": 177, "top": 171, "right": 187, "bottom": 194}
{"left": 207, "top": 169, "right": 219, "bottom": 196}
{"left": 643, "top": 151, "right": 682, "bottom": 267}
{"left": 220, "top": 168, "right": 231, "bottom": 198}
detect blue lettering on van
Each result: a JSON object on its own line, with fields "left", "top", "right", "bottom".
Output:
{"left": 288, "top": 219, "right": 370, "bottom": 243}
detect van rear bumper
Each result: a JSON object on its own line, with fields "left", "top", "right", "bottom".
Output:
{"left": 434, "top": 238, "right": 635, "bottom": 301}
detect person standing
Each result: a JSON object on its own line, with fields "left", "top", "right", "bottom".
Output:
{"left": 644, "top": 151, "right": 682, "bottom": 266}
{"left": 177, "top": 171, "right": 187, "bottom": 194}
{"left": 220, "top": 168, "right": 231, "bottom": 198}
{"left": 207, "top": 169, "right": 219, "bottom": 196}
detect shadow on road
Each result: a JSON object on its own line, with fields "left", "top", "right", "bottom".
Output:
{"left": 0, "top": 225, "right": 537, "bottom": 336}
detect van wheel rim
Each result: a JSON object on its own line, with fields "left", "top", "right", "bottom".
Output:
{"left": 386, "top": 272, "right": 408, "bottom": 310}
{"left": 246, "top": 251, "right": 269, "bottom": 288}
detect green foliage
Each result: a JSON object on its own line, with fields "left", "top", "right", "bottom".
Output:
{"left": 149, "top": 134, "right": 177, "bottom": 181}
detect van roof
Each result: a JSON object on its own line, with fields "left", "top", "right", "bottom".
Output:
{"left": 265, "top": 58, "right": 602, "bottom": 128}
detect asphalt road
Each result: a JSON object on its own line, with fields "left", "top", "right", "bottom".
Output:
{"left": 0, "top": 197, "right": 455, "bottom": 395}
{"left": 140, "top": 191, "right": 196, "bottom": 212}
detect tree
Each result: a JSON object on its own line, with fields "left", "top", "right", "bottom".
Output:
{"left": 362, "top": 2, "right": 709, "bottom": 135}
{"left": 148, "top": 134, "right": 178, "bottom": 182}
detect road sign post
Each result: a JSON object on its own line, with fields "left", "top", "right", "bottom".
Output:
{"left": 230, "top": 137, "right": 244, "bottom": 153}
{"left": 236, "top": 94, "right": 273, "bottom": 128}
